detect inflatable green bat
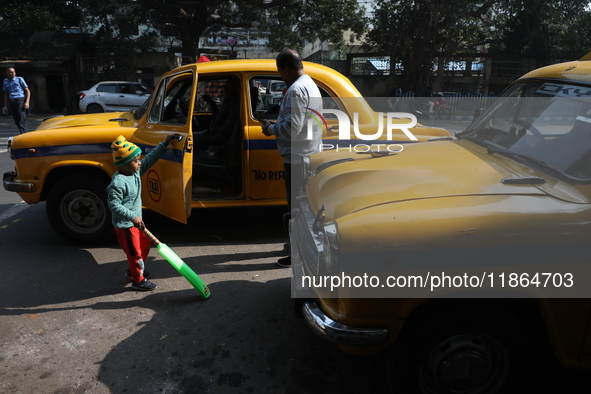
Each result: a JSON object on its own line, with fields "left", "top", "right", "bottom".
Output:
{"left": 143, "top": 228, "right": 211, "bottom": 299}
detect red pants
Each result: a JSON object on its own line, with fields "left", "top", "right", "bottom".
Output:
{"left": 115, "top": 227, "right": 151, "bottom": 282}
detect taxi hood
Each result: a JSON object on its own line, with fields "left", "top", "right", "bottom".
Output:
{"left": 35, "top": 112, "right": 134, "bottom": 131}
{"left": 307, "top": 140, "right": 550, "bottom": 220}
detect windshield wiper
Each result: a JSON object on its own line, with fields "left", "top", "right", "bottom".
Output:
{"left": 486, "top": 147, "right": 567, "bottom": 179}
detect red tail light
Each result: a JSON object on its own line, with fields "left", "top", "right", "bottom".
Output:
{"left": 79, "top": 93, "right": 86, "bottom": 100}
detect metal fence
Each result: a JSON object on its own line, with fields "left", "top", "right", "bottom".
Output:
{"left": 385, "top": 93, "right": 497, "bottom": 118}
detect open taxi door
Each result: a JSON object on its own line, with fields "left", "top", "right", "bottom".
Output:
{"left": 134, "top": 66, "right": 197, "bottom": 224}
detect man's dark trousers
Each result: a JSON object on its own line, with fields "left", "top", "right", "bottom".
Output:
{"left": 9, "top": 98, "right": 28, "bottom": 134}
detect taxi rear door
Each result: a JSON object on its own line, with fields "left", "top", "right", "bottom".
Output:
{"left": 134, "top": 67, "right": 196, "bottom": 223}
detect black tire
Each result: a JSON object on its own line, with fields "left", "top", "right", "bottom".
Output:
{"left": 387, "top": 304, "right": 536, "bottom": 394}
{"left": 46, "top": 176, "right": 113, "bottom": 244}
{"left": 437, "top": 107, "right": 452, "bottom": 120}
{"left": 86, "top": 103, "right": 104, "bottom": 113}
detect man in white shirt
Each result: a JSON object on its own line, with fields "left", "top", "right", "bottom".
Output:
{"left": 262, "top": 49, "right": 323, "bottom": 267}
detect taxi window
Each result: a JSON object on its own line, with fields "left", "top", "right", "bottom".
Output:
{"left": 195, "top": 78, "right": 238, "bottom": 113}
{"left": 148, "top": 72, "right": 193, "bottom": 125}
{"left": 248, "top": 76, "right": 342, "bottom": 121}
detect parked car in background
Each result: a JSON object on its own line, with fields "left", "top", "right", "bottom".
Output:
{"left": 76, "top": 81, "right": 152, "bottom": 113}
{"left": 259, "top": 79, "right": 286, "bottom": 109}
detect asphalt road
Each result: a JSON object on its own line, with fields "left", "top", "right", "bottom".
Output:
{"left": 0, "top": 202, "right": 390, "bottom": 393}
{"left": 0, "top": 114, "right": 389, "bottom": 393}
{"left": 1, "top": 113, "right": 590, "bottom": 393}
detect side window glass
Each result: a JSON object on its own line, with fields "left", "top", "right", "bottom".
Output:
{"left": 319, "top": 87, "right": 340, "bottom": 119}
{"left": 100, "top": 84, "right": 117, "bottom": 93}
{"left": 148, "top": 72, "right": 194, "bottom": 125}
{"left": 148, "top": 80, "right": 166, "bottom": 123}
{"left": 120, "top": 84, "right": 132, "bottom": 94}
{"left": 194, "top": 76, "right": 241, "bottom": 131}
{"left": 249, "top": 76, "right": 285, "bottom": 121}
{"left": 196, "top": 79, "right": 230, "bottom": 113}
{"left": 247, "top": 76, "right": 341, "bottom": 121}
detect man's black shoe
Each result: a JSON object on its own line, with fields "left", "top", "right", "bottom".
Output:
{"left": 277, "top": 256, "right": 291, "bottom": 268}
{"left": 280, "top": 243, "right": 289, "bottom": 256}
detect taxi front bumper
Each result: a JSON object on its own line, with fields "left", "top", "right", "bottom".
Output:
{"left": 3, "top": 171, "right": 36, "bottom": 193}
{"left": 290, "top": 210, "right": 389, "bottom": 347}
{"left": 301, "top": 301, "right": 389, "bottom": 346}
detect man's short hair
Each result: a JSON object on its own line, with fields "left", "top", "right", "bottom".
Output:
{"left": 276, "top": 49, "right": 303, "bottom": 71}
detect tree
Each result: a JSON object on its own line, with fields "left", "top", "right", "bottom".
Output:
{"left": 488, "top": 0, "right": 591, "bottom": 63}
{"left": 0, "top": 0, "right": 84, "bottom": 59}
{"left": 365, "top": 0, "right": 591, "bottom": 92}
{"left": 365, "top": 0, "right": 494, "bottom": 92}
{"left": 140, "top": 0, "right": 367, "bottom": 62}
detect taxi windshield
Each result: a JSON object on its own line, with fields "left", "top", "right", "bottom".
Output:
{"left": 461, "top": 81, "right": 591, "bottom": 182}
{"left": 133, "top": 94, "right": 151, "bottom": 120}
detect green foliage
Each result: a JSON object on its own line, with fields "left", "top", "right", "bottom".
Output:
{"left": 488, "top": 0, "right": 591, "bottom": 62}
{"left": 138, "top": 0, "right": 366, "bottom": 59}
{"left": 365, "top": 0, "right": 591, "bottom": 91}
{"left": 0, "top": 0, "right": 81, "bottom": 36}
{"left": 260, "top": 0, "right": 367, "bottom": 51}
{"left": 365, "top": 0, "right": 488, "bottom": 91}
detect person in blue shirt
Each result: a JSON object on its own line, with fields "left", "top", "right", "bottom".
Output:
{"left": 3, "top": 67, "right": 30, "bottom": 134}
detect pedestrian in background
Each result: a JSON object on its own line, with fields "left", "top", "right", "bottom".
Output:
{"left": 3, "top": 67, "right": 30, "bottom": 134}
{"left": 261, "top": 48, "right": 323, "bottom": 268}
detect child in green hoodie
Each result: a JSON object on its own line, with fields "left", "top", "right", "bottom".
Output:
{"left": 107, "top": 134, "right": 178, "bottom": 291}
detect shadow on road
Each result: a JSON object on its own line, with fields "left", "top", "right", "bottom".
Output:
{"left": 95, "top": 279, "right": 387, "bottom": 393}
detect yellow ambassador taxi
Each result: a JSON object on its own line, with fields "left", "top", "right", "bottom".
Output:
{"left": 3, "top": 60, "right": 448, "bottom": 244}
{"left": 291, "top": 54, "right": 591, "bottom": 392}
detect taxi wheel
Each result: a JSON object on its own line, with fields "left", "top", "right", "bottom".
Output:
{"left": 386, "top": 305, "right": 536, "bottom": 394}
{"left": 86, "top": 103, "right": 104, "bottom": 113}
{"left": 46, "top": 176, "right": 113, "bottom": 245}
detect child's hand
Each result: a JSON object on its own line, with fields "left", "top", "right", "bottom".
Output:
{"left": 166, "top": 134, "right": 182, "bottom": 144}
{"left": 132, "top": 216, "right": 145, "bottom": 231}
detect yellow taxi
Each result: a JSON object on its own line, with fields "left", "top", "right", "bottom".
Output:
{"left": 291, "top": 54, "right": 591, "bottom": 392}
{"left": 3, "top": 60, "right": 448, "bottom": 243}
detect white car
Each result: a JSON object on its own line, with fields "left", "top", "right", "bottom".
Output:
{"left": 76, "top": 81, "right": 152, "bottom": 113}
{"left": 259, "top": 79, "right": 286, "bottom": 109}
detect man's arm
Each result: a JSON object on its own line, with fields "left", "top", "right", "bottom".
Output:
{"left": 23, "top": 87, "right": 30, "bottom": 110}
{"left": 267, "top": 92, "right": 293, "bottom": 139}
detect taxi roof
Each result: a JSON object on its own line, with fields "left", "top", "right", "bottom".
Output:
{"left": 173, "top": 59, "right": 340, "bottom": 76}
{"left": 167, "top": 58, "right": 362, "bottom": 97}
{"left": 519, "top": 51, "right": 591, "bottom": 83}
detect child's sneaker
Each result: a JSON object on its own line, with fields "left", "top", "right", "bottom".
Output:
{"left": 125, "top": 270, "right": 151, "bottom": 281}
{"left": 131, "top": 279, "right": 157, "bottom": 291}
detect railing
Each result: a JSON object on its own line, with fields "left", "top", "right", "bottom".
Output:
{"left": 385, "top": 92, "right": 497, "bottom": 117}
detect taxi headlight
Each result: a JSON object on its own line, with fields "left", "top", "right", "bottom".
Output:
{"left": 7, "top": 136, "right": 13, "bottom": 160}
{"left": 322, "top": 222, "right": 340, "bottom": 274}
{"left": 302, "top": 156, "right": 311, "bottom": 184}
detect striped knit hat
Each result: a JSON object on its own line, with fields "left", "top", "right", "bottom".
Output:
{"left": 111, "top": 136, "right": 141, "bottom": 167}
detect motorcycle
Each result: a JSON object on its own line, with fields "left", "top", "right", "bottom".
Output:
{"left": 408, "top": 95, "right": 451, "bottom": 120}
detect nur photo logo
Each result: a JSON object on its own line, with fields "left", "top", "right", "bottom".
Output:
{"left": 304, "top": 107, "right": 418, "bottom": 152}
